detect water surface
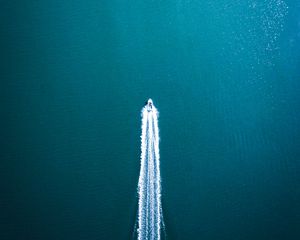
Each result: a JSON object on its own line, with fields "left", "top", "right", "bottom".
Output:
{"left": 1, "top": 1, "right": 299, "bottom": 239}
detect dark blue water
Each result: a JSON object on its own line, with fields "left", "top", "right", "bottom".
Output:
{"left": 1, "top": 1, "right": 299, "bottom": 239}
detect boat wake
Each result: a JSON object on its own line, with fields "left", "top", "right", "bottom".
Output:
{"left": 136, "top": 99, "right": 164, "bottom": 240}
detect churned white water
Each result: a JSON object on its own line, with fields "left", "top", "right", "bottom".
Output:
{"left": 137, "top": 102, "right": 163, "bottom": 240}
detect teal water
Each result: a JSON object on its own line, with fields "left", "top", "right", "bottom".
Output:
{"left": 1, "top": 1, "right": 299, "bottom": 239}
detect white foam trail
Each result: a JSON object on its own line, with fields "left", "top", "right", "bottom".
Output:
{"left": 137, "top": 103, "right": 163, "bottom": 240}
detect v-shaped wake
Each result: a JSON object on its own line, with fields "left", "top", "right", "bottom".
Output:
{"left": 137, "top": 99, "right": 164, "bottom": 240}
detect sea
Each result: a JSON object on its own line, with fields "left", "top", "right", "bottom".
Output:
{"left": 1, "top": 0, "right": 299, "bottom": 239}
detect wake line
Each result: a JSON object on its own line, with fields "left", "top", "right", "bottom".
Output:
{"left": 137, "top": 99, "right": 164, "bottom": 240}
